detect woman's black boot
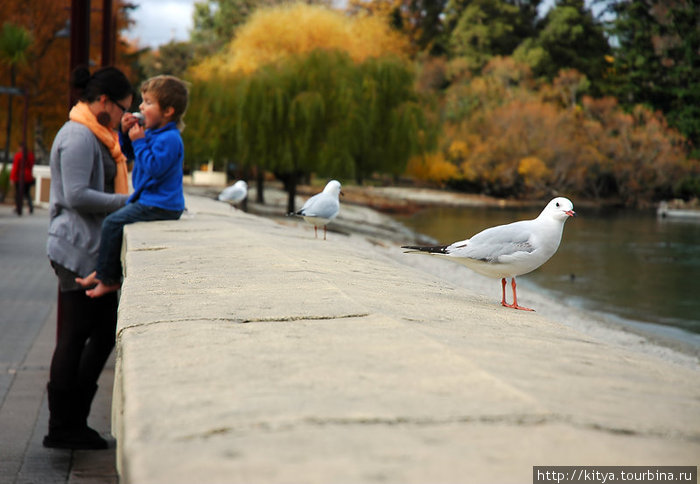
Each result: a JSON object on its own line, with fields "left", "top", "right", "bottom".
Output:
{"left": 42, "top": 383, "right": 108, "bottom": 450}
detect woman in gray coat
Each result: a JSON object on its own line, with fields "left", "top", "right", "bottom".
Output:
{"left": 45, "top": 66, "right": 134, "bottom": 449}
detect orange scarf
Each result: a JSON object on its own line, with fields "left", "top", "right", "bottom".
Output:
{"left": 69, "top": 101, "right": 129, "bottom": 195}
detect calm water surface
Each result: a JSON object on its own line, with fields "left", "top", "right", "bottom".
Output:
{"left": 394, "top": 204, "right": 700, "bottom": 339}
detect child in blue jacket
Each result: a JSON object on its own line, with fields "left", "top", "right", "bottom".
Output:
{"left": 78, "top": 75, "right": 188, "bottom": 297}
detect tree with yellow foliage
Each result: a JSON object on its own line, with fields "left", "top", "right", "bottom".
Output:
{"left": 190, "top": 0, "right": 331, "bottom": 58}
{"left": 347, "top": 0, "right": 448, "bottom": 55}
{"left": 192, "top": 3, "right": 408, "bottom": 78}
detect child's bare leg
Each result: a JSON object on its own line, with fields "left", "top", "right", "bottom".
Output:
{"left": 75, "top": 271, "right": 98, "bottom": 288}
{"left": 86, "top": 280, "right": 121, "bottom": 298}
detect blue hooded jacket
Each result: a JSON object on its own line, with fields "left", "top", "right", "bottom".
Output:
{"left": 122, "top": 122, "right": 185, "bottom": 211}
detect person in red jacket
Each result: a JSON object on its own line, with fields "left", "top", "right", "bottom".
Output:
{"left": 10, "top": 145, "right": 35, "bottom": 215}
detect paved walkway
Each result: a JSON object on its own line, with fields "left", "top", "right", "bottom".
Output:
{"left": 0, "top": 203, "right": 117, "bottom": 484}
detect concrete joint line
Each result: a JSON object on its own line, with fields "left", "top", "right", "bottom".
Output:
{"left": 175, "top": 413, "right": 700, "bottom": 443}
{"left": 116, "top": 318, "right": 245, "bottom": 337}
{"left": 239, "top": 313, "right": 371, "bottom": 324}
{"left": 116, "top": 313, "right": 371, "bottom": 337}
{"left": 176, "top": 413, "right": 555, "bottom": 441}
{"left": 569, "top": 418, "right": 700, "bottom": 443}
{"left": 302, "top": 413, "right": 553, "bottom": 428}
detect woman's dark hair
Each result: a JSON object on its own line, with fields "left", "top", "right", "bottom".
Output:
{"left": 71, "top": 65, "right": 133, "bottom": 103}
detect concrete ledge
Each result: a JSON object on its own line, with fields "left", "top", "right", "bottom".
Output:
{"left": 113, "top": 195, "right": 700, "bottom": 484}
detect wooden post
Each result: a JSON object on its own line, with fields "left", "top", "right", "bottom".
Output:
{"left": 101, "top": 0, "right": 114, "bottom": 66}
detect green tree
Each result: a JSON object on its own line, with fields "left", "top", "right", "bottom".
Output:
{"left": 140, "top": 41, "right": 194, "bottom": 78}
{"left": 605, "top": 0, "right": 700, "bottom": 155}
{"left": 443, "top": 0, "right": 540, "bottom": 70}
{"left": 0, "top": 22, "right": 32, "bottom": 166}
{"left": 232, "top": 50, "right": 352, "bottom": 212}
{"left": 663, "top": 1, "right": 700, "bottom": 157}
{"left": 404, "top": 0, "right": 450, "bottom": 55}
{"left": 240, "top": 49, "right": 429, "bottom": 212}
{"left": 447, "top": 0, "right": 522, "bottom": 69}
{"left": 349, "top": 56, "right": 431, "bottom": 183}
{"left": 183, "top": 77, "right": 241, "bottom": 169}
{"left": 514, "top": 0, "right": 610, "bottom": 90}
{"left": 192, "top": 0, "right": 263, "bottom": 57}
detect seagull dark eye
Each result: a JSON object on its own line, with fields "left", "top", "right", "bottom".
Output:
{"left": 556, "top": 202, "right": 560, "bottom": 207}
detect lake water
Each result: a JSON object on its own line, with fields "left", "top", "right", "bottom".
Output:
{"left": 393, "top": 204, "right": 700, "bottom": 346}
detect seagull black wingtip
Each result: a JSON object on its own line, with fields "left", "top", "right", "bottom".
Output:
{"left": 401, "top": 245, "right": 449, "bottom": 254}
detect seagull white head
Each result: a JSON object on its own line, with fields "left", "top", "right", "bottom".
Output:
{"left": 323, "top": 180, "right": 342, "bottom": 197}
{"left": 540, "top": 197, "right": 576, "bottom": 221}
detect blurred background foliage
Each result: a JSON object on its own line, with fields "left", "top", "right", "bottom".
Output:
{"left": 1, "top": 0, "right": 698, "bottom": 207}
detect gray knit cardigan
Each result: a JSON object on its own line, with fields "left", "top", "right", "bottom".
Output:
{"left": 47, "top": 121, "right": 128, "bottom": 277}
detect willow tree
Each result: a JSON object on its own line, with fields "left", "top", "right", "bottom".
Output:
{"left": 348, "top": 56, "right": 432, "bottom": 184}
{"left": 189, "top": 3, "right": 434, "bottom": 211}
{"left": 235, "top": 48, "right": 435, "bottom": 212}
{"left": 182, "top": 76, "right": 247, "bottom": 171}
{"left": 237, "top": 49, "right": 359, "bottom": 213}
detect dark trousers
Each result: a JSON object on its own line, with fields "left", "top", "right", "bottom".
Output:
{"left": 95, "top": 202, "right": 182, "bottom": 284}
{"left": 14, "top": 181, "right": 34, "bottom": 214}
{"left": 49, "top": 289, "right": 118, "bottom": 391}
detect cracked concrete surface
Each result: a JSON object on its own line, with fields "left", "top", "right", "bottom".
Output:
{"left": 113, "top": 195, "right": 700, "bottom": 484}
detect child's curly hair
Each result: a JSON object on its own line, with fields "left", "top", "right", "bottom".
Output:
{"left": 141, "top": 75, "right": 189, "bottom": 131}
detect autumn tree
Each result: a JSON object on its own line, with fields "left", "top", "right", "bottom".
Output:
{"left": 193, "top": 2, "right": 407, "bottom": 77}
{"left": 413, "top": 56, "right": 698, "bottom": 205}
{"left": 189, "top": 3, "right": 430, "bottom": 211}
{"left": 191, "top": 0, "right": 331, "bottom": 59}
{"left": 580, "top": 96, "right": 692, "bottom": 206}
{"left": 0, "top": 0, "right": 139, "bottom": 167}
{"left": 0, "top": 0, "right": 69, "bottom": 164}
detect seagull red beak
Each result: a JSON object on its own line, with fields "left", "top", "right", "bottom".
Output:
{"left": 565, "top": 210, "right": 576, "bottom": 217}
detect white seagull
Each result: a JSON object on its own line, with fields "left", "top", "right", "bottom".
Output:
{"left": 294, "top": 180, "right": 342, "bottom": 240}
{"left": 402, "top": 197, "right": 576, "bottom": 311}
{"left": 218, "top": 180, "right": 248, "bottom": 206}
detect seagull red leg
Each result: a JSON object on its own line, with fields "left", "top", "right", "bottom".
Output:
{"left": 500, "top": 278, "right": 508, "bottom": 307}
{"left": 314, "top": 225, "right": 318, "bottom": 238}
{"left": 508, "top": 277, "right": 534, "bottom": 311}
{"left": 323, "top": 225, "right": 327, "bottom": 240}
